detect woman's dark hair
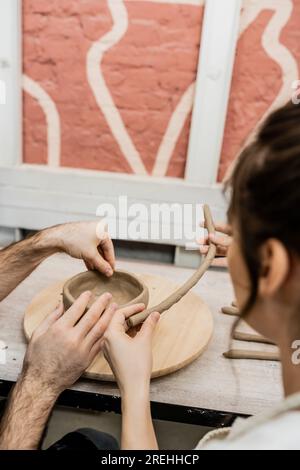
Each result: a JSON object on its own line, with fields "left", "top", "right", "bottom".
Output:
{"left": 227, "top": 100, "right": 300, "bottom": 317}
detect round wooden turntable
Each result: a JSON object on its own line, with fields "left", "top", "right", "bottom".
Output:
{"left": 24, "top": 273, "right": 214, "bottom": 381}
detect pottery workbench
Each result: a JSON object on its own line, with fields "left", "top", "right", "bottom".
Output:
{"left": 0, "top": 254, "right": 282, "bottom": 428}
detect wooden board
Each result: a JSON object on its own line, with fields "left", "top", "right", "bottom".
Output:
{"left": 23, "top": 274, "right": 213, "bottom": 382}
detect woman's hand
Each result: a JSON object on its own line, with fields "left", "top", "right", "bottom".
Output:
{"left": 198, "top": 222, "right": 232, "bottom": 258}
{"left": 103, "top": 305, "right": 160, "bottom": 450}
{"left": 103, "top": 304, "right": 160, "bottom": 397}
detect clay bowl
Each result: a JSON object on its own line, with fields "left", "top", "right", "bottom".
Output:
{"left": 63, "top": 270, "right": 149, "bottom": 311}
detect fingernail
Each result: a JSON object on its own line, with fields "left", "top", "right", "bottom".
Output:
{"left": 105, "top": 292, "right": 112, "bottom": 299}
{"left": 105, "top": 268, "right": 113, "bottom": 276}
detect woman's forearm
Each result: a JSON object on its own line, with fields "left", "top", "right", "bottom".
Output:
{"left": 121, "top": 390, "right": 158, "bottom": 450}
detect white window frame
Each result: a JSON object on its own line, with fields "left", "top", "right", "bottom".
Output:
{"left": 0, "top": 0, "right": 22, "bottom": 167}
{"left": 0, "top": 0, "right": 241, "bottom": 246}
{"left": 185, "top": 0, "right": 242, "bottom": 184}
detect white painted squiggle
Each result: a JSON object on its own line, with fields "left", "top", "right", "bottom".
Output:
{"left": 23, "top": 74, "right": 61, "bottom": 167}
{"left": 88, "top": 0, "right": 203, "bottom": 176}
{"left": 87, "top": 0, "right": 147, "bottom": 175}
{"left": 258, "top": 1, "right": 297, "bottom": 115}
{"left": 152, "top": 83, "right": 195, "bottom": 176}
{"left": 243, "top": 0, "right": 297, "bottom": 130}
{"left": 150, "top": 0, "right": 203, "bottom": 175}
{"left": 127, "top": 0, "right": 204, "bottom": 5}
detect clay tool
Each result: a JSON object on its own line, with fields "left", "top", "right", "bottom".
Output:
{"left": 221, "top": 305, "right": 240, "bottom": 316}
{"left": 233, "top": 331, "right": 275, "bottom": 345}
{"left": 223, "top": 349, "right": 280, "bottom": 361}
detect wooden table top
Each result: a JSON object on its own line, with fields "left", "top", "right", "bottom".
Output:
{"left": 0, "top": 253, "right": 283, "bottom": 418}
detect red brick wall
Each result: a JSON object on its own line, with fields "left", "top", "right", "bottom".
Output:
{"left": 219, "top": 0, "right": 300, "bottom": 180}
{"left": 23, "top": 0, "right": 300, "bottom": 181}
{"left": 23, "top": 0, "right": 204, "bottom": 176}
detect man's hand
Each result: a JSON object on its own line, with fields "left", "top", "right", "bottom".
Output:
{"left": 0, "top": 220, "right": 115, "bottom": 302}
{"left": 0, "top": 291, "right": 117, "bottom": 449}
{"left": 44, "top": 221, "right": 115, "bottom": 277}
{"left": 24, "top": 291, "right": 117, "bottom": 394}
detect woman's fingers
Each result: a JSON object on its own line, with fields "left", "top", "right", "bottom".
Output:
{"left": 197, "top": 235, "right": 210, "bottom": 246}
{"left": 199, "top": 232, "right": 231, "bottom": 254}
{"left": 199, "top": 245, "right": 228, "bottom": 255}
{"left": 137, "top": 312, "right": 160, "bottom": 339}
{"left": 209, "top": 233, "right": 232, "bottom": 247}
{"left": 198, "top": 220, "right": 232, "bottom": 255}
{"left": 106, "top": 303, "right": 145, "bottom": 333}
{"left": 199, "top": 245, "right": 209, "bottom": 254}
{"left": 200, "top": 221, "right": 232, "bottom": 235}
{"left": 118, "top": 303, "right": 146, "bottom": 320}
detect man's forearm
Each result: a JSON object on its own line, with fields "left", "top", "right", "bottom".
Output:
{"left": 0, "top": 374, "right": 58, "bottom": 450}
{"left": 121, "top": 391, "right": 158, "bottom": 450}
{"left": 0, "top": 228, "right": 60, "bottom": 301}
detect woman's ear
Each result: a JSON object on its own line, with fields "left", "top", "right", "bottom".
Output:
{"left": 258, "top": 239, "right": 290, "bottom": 297}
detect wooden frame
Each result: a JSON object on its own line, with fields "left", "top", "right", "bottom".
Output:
{"left": 0, "top": 0, "right": 241, "bottom": 247}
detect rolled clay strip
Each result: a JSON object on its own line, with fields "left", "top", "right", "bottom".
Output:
{"left": 233, "top": 331, "right": 275, "bottom": 345}
{"left": 223, "top": 349, "right": 280, "bottom": 361}
{"left": 221, "top": 306, "right": 240, "bottom": 316}
{"left": 127, "top": 204, "right": 216, "bottom": 328}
